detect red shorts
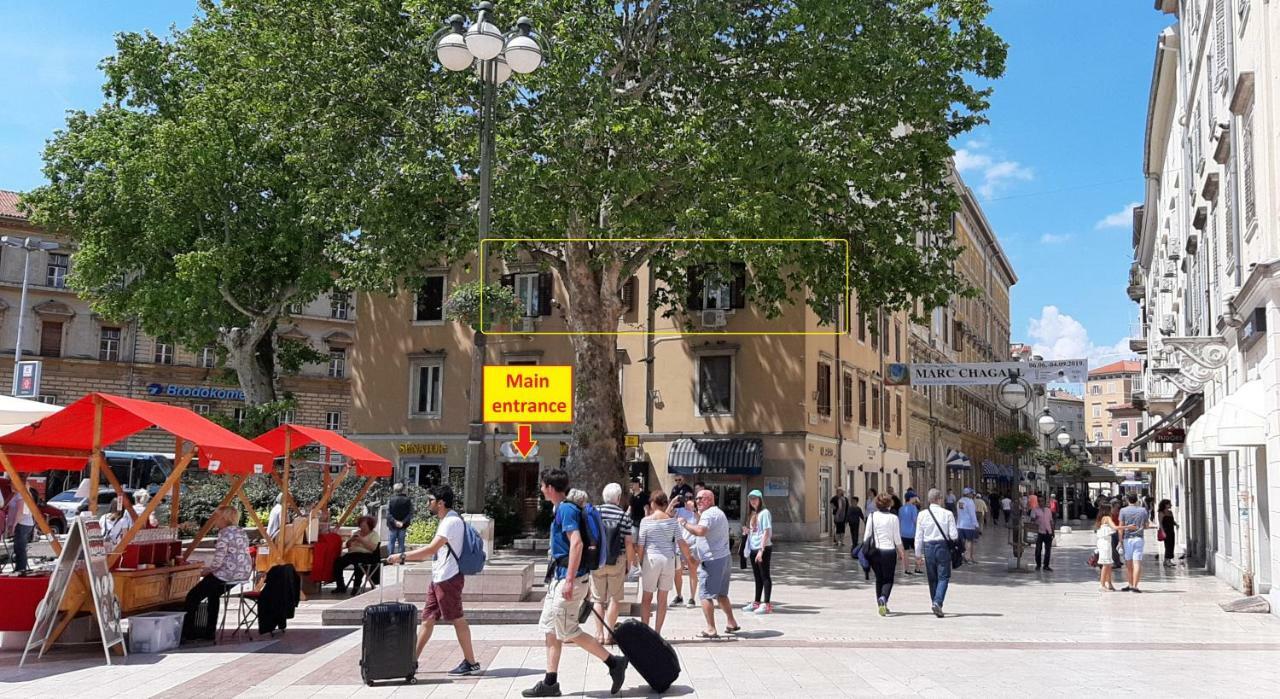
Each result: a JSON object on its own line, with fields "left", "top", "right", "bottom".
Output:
{"left": 422, "top": 574, "right": 465, "bottom": 622}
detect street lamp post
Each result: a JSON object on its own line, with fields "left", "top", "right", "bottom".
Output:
{"left": 430, "top": 3, "right": 547, "bottom": 512}
{"left": 2, "top": 235, "right": 59, "bottom": 395}
{"left": 997, "top": 372, "right": 1034, "bottom": 568}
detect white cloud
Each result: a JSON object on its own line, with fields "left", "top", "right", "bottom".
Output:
{"left": 1039, "top": 233, "right": 1071, "bottom": 245}
{"left": 1027, "top": 305, "right": 1135, "bottom": 368}
{"left": 953, "top": 141, "right": 1034, "bottom": 198}
{"left": 1095, "top": 202, "right": 1140, "bottom": 230}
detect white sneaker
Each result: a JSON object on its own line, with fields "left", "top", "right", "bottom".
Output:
{"left": 686, "top": 598, "right": 696, "bottom": 608}
{"left": 741, "top": 602, "right": 758, "bottom": 612}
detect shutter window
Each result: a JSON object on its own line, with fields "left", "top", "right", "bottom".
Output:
{"left": 39, "top": 321, "right": 63, "bottom": 357}
{"left": 1242, "top": 109, "right": 1256, "bottom": 225}
{"left": 622, "top": 276, "right": 637, "bottom": 314}
{"left": 415, "top": 276, "right": 445, "bottom": 322}
{"left": 1214, "top": 0, "right": 1226, "bottom": 88}
{"left": 686, "top": 267, "right": 704, "bottom": 311}
{"left": 729, "top": 262, "right": 747, "bottom": 309}
{"left": 537, "top": 272, "right": 553, "bottom": 316}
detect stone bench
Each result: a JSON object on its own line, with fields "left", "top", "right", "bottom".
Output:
{"left": 513, "top": 538, "right": 549, "bottom": 552}
{"left": 403, "top": 561, "right": 535, "bottom": 603}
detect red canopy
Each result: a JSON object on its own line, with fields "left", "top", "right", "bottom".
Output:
{"left": 0, "top": 393, "right": 273, "bottom": 475}
{"left": 252, "top": 424, "right": 392, "bottom": 477}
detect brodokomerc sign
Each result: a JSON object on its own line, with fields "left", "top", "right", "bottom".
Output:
{"left": 148, "top": 383, "right": 246, "bottom": 401}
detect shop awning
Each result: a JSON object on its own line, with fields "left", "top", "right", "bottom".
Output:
{"left": 0, "top": 393, "right": 272, "bottom": 475}
{"left": 667, "top": 438, "right": 763, "bottom": 475}
{"left": 253, "top": 424, "right": 393, "bottom": 477}
{"left": 1123, "top": 393, "right": 1202, "bottom": 454}
{"left": 1197, "top": 401, "right": 1234, "bottom": 456}
{"left": 945, "top": 449, "right": 971, "bottom": 470}
{"left": 0, "top": 395, "right": 61, "bottom": 437}
{"left": 1218, "top": 380, "right": 1268, "bottom": 447}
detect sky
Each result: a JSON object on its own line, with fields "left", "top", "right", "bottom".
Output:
{"left": 0, "top": 1, "right": 1175, "bottom": 369}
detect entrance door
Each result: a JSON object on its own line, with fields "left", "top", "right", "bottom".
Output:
{"left": 818, "top": 470, "right": 831, "bottom": 536}
{"left": 403, "top": 460, "right": 443, "bottom": 489}
{"left": 1255, "top": 447, "right": 1271, "bottom": 592}
{"left": 503, "top": 462, "right": 542, "bottom": 526}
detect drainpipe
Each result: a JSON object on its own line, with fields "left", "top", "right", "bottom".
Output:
{"left": 644, "top": 263, "right": 656, "bottom": 433}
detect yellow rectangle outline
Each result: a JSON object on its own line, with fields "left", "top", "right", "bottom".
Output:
{"left": 479, "top": 237, "right": 849, "bottom": 336}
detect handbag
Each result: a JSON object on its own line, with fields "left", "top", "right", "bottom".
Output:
{"left": 1087, "top": 551, "right": 1100, "bottom": 568}
{"left": 1157, "top": 527, "right": 1166, "bottom": 542}
{"left": 926, "top": 506, "right": 964, "bottom": 569}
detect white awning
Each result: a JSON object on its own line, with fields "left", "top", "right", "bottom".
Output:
{"left": 1186, "top": 416, "right": 1205, "bottom": 457}
{"left": 1198, "top": 399, "right": 1235, "bottom": 456}
{"left": 0, "top": 395, "right": 61, "bottom": 437}
{"left": 1218, "top": 380, "right": 1269, "bottom": 447}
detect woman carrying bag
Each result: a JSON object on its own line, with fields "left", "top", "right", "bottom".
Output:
{"left": 865, "top": 493, "right": 904, "bottom": 617}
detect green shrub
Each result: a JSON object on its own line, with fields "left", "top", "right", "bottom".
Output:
{"left": 407, "top": 517, "right": 439, "bottom": 545}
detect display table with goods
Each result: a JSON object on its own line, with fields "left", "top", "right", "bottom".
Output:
{"left": 0, "top": 393, "right": 272, "bottom": 663}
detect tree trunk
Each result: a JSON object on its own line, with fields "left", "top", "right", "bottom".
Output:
{"left": 559, "top": 243, "right": 628, "bottom": 500}
{"left": 221, "top": 316, "right": 278, "bottom": 405}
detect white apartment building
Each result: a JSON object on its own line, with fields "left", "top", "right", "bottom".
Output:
{"left": 1127, "top": 0, "right": 1278, "bottom": 612}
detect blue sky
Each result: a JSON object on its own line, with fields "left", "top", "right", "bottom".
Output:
{"left": 0, "top": 2, "right": 1173, "bottom": 367}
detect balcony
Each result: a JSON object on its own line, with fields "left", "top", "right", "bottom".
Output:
{"left": 1127, "top": 262, "right": 1146, "bottom": 301}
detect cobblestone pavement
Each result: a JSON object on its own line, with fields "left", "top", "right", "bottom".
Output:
{"left": 3, "top": 526, "right": 1279, "bottom": 697}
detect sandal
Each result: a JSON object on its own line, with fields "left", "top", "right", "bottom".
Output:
{"left": 698, "top": 631, "right": 720, "bottom": 639}
{"left": 725, "top": 625, "right": 741, "bottom": 634}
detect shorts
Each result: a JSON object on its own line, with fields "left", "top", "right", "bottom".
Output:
{"left": 538, "top": 575, "right": 589, "bottom": 641}
{"left": 902, "top": 537, "right": 915, "bottom": 551}
{"left": 697, "top": 556, "right": 731, "bottom": 600}
{"left": 641, "top": 553, "right": 676, "bottom": 592}
{"left": 958, "top": 528, "right": 980, "bottom": 542}
{"left": 590, "top": 560, "right": 626, "bottom": 604}
{"left": 1123, "top": 537, "right": 1145, "bottom": 562}
{"left": 422, "top": 574, "right": 465, "bottom": 622}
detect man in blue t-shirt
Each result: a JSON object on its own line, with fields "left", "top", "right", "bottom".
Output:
{"left": 1119, "top": 493, "right": 1151, "bottom": 592}
{"left": 525, "top": 469, "right": 628, "bottom": 698}
{"left": 898, "top": 495, "right": 920, "bottom": 575}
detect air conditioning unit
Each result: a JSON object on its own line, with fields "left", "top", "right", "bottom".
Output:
{"left": 700, "top": 309, "right": 727, "bottom": 328}
{"left": 520, "top": 317, "right": 536, "bottom": 333}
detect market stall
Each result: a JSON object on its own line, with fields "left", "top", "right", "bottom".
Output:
{"left": 247, "top": 424, "right": 392, "bottom": 581}
{"left": 0, "top": 393, "right": 271, "bottom": 650}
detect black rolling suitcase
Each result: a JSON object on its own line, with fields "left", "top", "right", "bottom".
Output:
{"left": 359, "top": 563, "right": 418, "bottom": 686}
{"left": 595, "top": 610, "right": 681, "bottom": 693}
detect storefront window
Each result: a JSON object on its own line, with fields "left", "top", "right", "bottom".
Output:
{"left": 704, "top": 482, "right": 742, "bottom": 521}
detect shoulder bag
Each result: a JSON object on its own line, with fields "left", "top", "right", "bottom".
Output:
{"left": 926, "top": 506, "right": 964, "bottom": 569}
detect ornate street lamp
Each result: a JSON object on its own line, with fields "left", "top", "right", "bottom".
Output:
{"left": 430, "top": 3, "right": 548, "bottom": 511}
{"left": 1056, "top": 431, "right": 1072, "bottom": 448}
{"left": 1037, "top": 409, "right": 1057, "bottom": 436}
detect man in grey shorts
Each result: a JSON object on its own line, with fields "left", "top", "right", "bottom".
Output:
{"left": 679, "top": 489, "right": 740, "bottom": 638}
{"left": 1119, "top": 493, "right": 1150, "bottom": 592}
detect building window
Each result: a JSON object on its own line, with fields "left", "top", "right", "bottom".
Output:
{"left": 154, "top": 341, "right": 174, "bottom": 365}
{"left": 200, "top": 346, "right": 217, "bottom": 368}
{"left": 695, "top": 354, "right": 734, "bottom": 416}
{"left": 881, "top": 316, "right": 890, "bottom": 356}
{"left": 38, "top": 321, "right": 63, "bottom": 358}
{"left": 1242, "top": 107, "right": 1256, "bottom": 227}
{"left": 329, "top": 291, "right": 351, "bottom": 320}
{"left": 685, "top": 263, "right": 746, "bottom": 312}
{"left": 325, "top": 411, "right": 343, "bottom": 432}
{"left": 856, "top": 311, "right": 867, "bottom": 343}
{"left": 1090, "top": 385, "right": 1101, "bottom": 395}
{"left": 816, "top": 362, "right": 832, "bottom": 416}
{"left": 858, "top": 379, "right": 868, "bottom": 427}
{"left": 280, "top": 409, "right": 296, "bottom": 424}
{"left": 893, "top": 322, "right": 901, "bottom": 362}
{"left": 37, "top": 394, "right": 58, "bottom": 405}
{"left": 46, "top": 253, "right": 69, "bottom": 288}
{"left": 99, "top": 327, "right": 122, "bottom": 362}
{"left": 895, "top": 394, "right": 903, "bottom": 435}
{"left": 1119, "top": 421, "right": 1130, "bottom": 437}
{"left": 1094, "top": 430, "right": 1103, "bottom": 442}
{"left": 410, "top": 359, "right": 444, "bottom": 417}
{"left": 1092, "top": 405, "right": 1101, "bottom": 418}
{"left": 842, "top": 372, "right": 854, "bottom": 423}
{"left": 193, "top": 404, "right": 211, "bottom": 416}
{"left": 415, "top": 275, "right": 446, "bottom": 323}
{"left": 328, "top": 348, "right": 347, "bottom": 378}
{"left": 288, "top": 301, "right": 306, "bottom": 315}
{"left": 872, "top": 384, "right": 881, "bottom": 430}
{"left": 233, "top": 408, "right": 247, "bottom": 426}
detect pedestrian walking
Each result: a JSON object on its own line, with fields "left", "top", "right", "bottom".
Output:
{"left": 742, "top": 490, "right": 774, "bottom": 615}
{"left": 830, "top": 488, "right": 850, "bottom": 547}
{"left": 1094, "top": 508, "right": 1118, "bottom": 591}
{"left": 915, "top": 488, "right": 958, "bottom": 618}
{"left": 944, "top": 489, "right": 957, "bottom": 514}
{"left": 678, "top": 489, "right": 740, "bottom": 638}
{"left": 1109, "top": 501, "right": 1123, "bottom": 568}
{"left": 975, "top": 494, "right": 989, "bottom": 527}
{"left": 1158, "top": 499, "right": 1177, "bottom": 566}
{"left": 898, "top": 494, "right": 919, "bottom": 575}
{"left": 846, "top": 496, "right": 866, "bottom": 549}
{"left": 5, "top": 487, "right": 36, "bottom": 572}
{"left": 672, "top": 495, "right": 701, "bottom": 608}
{"left": 628, "top": 478, "right": 649, "bottom": 534}
{"left": 386, "top": 482, "right": 414, "bottom": 559}
{"left": 524, "top": 469, "right": 628, "bottom": 697}
{"left": 1119, "top": 494, "right": 1150, "bottom": 593}
{"left": 1000, "top": 495, "right": 1012, "bottom": 524}
{"left": 388, "top": 485, "right": 481, "bottom": 676}
{"left": 592, "top": 483, "right": 634, "bottom": 645}
{"left": 1030, "top": 498, "right": 1054, "bottom": 571}
{"left": 1049, "top": 495, "right": 1059, "bottom": 522}
{"left": 887, "top": 487, "right": 902, "bottom": 515}
{"left": 638, "top": 491, "right": 685, "bottom": 635}
{"left": 956, "top": 488, "right": 980, "bottom": 563}
{"left": 865, "top": 493, "right": 905, "bottom": 616}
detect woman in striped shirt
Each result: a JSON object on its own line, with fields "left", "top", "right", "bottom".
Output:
{"left": 637, "top": 491, "right": 689, "bottom": 634}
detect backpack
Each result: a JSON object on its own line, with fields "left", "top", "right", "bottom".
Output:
{"left": 581, "top": 503, "right": 607, "bottom": 572}
{"left": 445, "top": 512, "right": 487, "bottom": 576}
{"left": 601, "top": 508, "right": 626, "bottom": 565}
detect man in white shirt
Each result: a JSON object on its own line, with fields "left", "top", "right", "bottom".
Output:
{"left": 1000, "top": 496, "right": 1013, "bottom": 524}
{"left": 956, "top": 487, "right": 980, "bottom": 563}
{"left": 388, "top": 484, "right": 481, "bottom": 677}
{"left": 5, "top": 490, "right": 35, "bottom": 572}
{"left": 680, "top": 489, "right": 740, "bottom": 637}
{"left": 915, "top": 488, "right": 959, "bottom": 618}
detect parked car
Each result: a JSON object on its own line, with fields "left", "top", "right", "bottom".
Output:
{"left": 0, "top": 477, "right": 69, "bottom": 535}
{"left": 46, "top": 487, "right": 119, "bottom": 522}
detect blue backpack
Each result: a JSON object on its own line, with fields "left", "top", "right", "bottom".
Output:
{"left": 581, "top": 503, "right": 608, "bottom": 572}
{"left": 445, "top": 512, "right": 487, "bottom": 575}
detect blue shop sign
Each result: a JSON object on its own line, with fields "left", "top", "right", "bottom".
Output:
{"left": 147, "top": 383, "right": 245, "bottom": 401}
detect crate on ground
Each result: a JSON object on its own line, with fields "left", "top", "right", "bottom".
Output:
{"left": 128, "top": 611, "right": 185, "bottom": 654}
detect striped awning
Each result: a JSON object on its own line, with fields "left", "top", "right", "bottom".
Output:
{"left": 945, "top": 449, "right": 972, "bottom": 470}
{"left": 667, "top": 438, "right": 764, "bottom": 475}
{"left": 981, "top": 460, "right": 999, "bottom": 477}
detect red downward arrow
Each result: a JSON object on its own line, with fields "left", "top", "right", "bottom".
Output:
{"left": 513, "top": 424, "right": 538, "bottom": 458}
